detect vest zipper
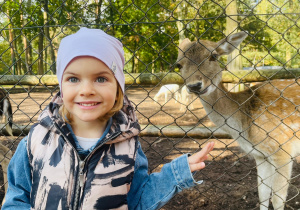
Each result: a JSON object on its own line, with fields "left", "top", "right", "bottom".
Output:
{"left": 72, "top": 160, "right": 84, "bottom": 210}
{"left": 79, "top": 161, "right": 85, "bottom": 187}
{"left": 53, "top": 122, "right": 121, "bottom": 210}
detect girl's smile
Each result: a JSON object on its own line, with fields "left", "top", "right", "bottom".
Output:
{"left": 61, "top": 56, "right": 118, "bottom": 131}
{"left": 77, "top": 101, "right": 101, "bottom": 109}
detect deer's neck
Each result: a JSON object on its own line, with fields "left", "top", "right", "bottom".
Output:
{"left": 200, "top": 83, "right": 238, "bottom": 114}
{"left": 199, "top": 83, "right": 247, "bottom": 135}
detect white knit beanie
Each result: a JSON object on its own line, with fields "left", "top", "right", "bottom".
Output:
{"left": 56, "top": 27, "right": 125, "bottom": 94}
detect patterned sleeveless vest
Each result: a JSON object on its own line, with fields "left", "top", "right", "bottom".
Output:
{"left": 27, "top": 94, "right": 140, "bottom": 210}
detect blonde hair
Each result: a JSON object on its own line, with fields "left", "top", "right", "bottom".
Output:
{"left": 59, "top": 84, "right": 124, "bottom": 124}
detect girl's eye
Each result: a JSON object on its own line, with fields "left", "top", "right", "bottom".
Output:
{"left": 68, "top": 77, "right": 79, "bottom": 83}
{"left": 96, "top": 77, "right": 107, "bottom": 83}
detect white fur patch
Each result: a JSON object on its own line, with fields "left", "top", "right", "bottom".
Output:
{"left": 203, "top": 85, "right": 217, "bottom": 96}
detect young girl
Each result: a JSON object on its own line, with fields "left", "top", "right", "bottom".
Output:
{"left": 2, "top": 27, "right": 214, "bottom": 210}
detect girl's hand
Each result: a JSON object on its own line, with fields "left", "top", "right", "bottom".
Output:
{"left": 188, "top": 142, "right": 215, "bottom": 172}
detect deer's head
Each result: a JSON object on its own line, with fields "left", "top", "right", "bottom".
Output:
{"left": 176, "top": 31, "right": 248, "bottom": 95}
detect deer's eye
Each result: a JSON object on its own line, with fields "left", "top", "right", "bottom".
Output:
{"left": 176, "top": 63, "right": 182, "bottom": 69}
{"left": 209, "top": 54, "right": 218, "bottom": 62}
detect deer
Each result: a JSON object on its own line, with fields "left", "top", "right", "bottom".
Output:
{"left": 153, "top": 84, "right": 181, "bottom": 104}
{"left": 0, "top": 89, "right": 13, "bottom": 137}
{"left": 176, "top": 31, "right": 300, "bottom": 210}
{"left": 0, "top": 89, "right": 13, "bottom": 204}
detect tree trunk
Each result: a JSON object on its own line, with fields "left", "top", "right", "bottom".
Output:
{"left": 195, "top": 0, "right": 203, "bottom": 37}
{"left": 22, "top": 31, "right": 30, "bottom": 74}
{"left": 43, "top": 0, "right": 56, "bottom": 73}
{"left": 17, "top": 37, "right": 25, "bottom": 75}
{"left": 38, "top": 29, "right": 44, "bottom": 75}
{"left": 152, "top": 58, "right": 155, "bottom": 74}
{"left": 28, "top": 36, "right": 33, "bottom": 75}
{"left": 109, "top": 1, "right": 115, "bottom": 35}
{"left": 20, "top": 0, "right": 29, "bottom": 74}
{"left": 176, "top": 1, "right": 185, "bottom": 43}
{"left": 8, "top": 24, "right": 16, "bottom": 75}
{"left": 25, "top": 0, "right": 33, "bottom": 75}
{"left": 44, "top": 4, "right": 48, "bottom": 73}
{"left": 135, "top": 54, "right": 139, "bottom": 73}
{"left": 6, "top": 6, "right": 20, "bottom": 75}
{"left": 285, "top": 0, "right": 293, "bottom": 67}
{"left": 132, "top": 40, "right": 137, "bottom": 73}
{"left": 8, "top": 28, "right": 22, "bottom": 75}
{"left": 225, "top": 0, "right": 242, "bottom": 71}
{"left": 95, "top": 0, "right": 103, "bottom": 26}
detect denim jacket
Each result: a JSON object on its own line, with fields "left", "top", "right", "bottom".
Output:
{"left": 3, "top": 137, "right": 202, "bottom": 210}
{"left": 2, "top": 96, "right": 202, "bottom": 210}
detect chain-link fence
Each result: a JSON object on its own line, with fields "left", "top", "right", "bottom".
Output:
{"left": 1, "top": 0, "right": 300, "bottom": 209}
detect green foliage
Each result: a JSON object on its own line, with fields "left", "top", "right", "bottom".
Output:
{"left": 239, "top": 0, "right": 300, "bottom": 68}
{"left": 0, "top": 0, "right": 299, "bottom": 75}
{"left": 0, "top": 38, "right": 10, "bottom": 74}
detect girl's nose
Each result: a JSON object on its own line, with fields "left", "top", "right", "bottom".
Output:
{"left": 79, "top": 81, "right": 96, "bottom": 96}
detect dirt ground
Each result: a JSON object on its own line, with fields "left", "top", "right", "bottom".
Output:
{"left": 0, "top": 86, "right": 299, "bottom": 209}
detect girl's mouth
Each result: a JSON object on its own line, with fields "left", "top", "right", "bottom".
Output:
{"left": 78, "top": 102, "right": 100, "bottom": 107}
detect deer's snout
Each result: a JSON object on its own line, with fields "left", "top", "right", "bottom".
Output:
{"left": 187, "top": 82, "right": 202, "bottom": 93}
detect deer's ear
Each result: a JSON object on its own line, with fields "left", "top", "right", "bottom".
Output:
{"left": 215, "top": 31, "right": 248, "bottom": 56}
{"left": 179, "top": 38, "right": 191, "bottom": 49}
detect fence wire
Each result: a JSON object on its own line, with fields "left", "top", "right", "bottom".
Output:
{"left": 1, "top": 0, "right": 300, "bottom": 209}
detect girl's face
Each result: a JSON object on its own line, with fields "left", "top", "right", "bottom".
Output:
{"left": 61, "top": 56, "right": 118, "bottom": 126}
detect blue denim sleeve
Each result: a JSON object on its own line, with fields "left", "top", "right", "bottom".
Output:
{"left": 127, "top": 142, "right": 202, "bottom": 210}
{"left": 2, "top": 137, "right": 31, "bottom": 209}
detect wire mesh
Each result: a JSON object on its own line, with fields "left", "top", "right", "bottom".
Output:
{"left": 1, "top": 0, "right": 300, "bottom": 209}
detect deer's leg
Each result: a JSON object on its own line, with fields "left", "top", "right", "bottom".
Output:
{"left": 255, "top": 156, "right": 274, "bottom": 210}
{"left": 270, "top": 157, "right": 293, "bottom": 210}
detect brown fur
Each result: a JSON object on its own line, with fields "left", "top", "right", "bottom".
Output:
{"left": 177, "top": 32, "right": 300, "bottom": 210}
